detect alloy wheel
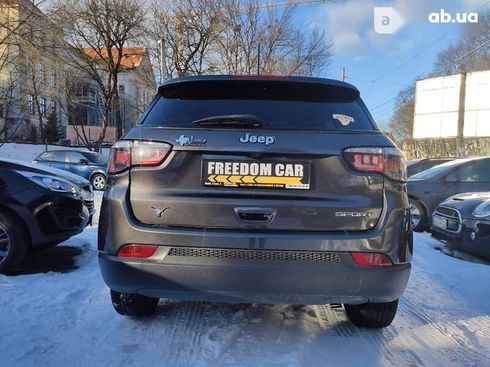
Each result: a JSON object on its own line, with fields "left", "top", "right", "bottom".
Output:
{"left": 92, "top": 175, "right": 106, "bottom": 190}
{"left": 0, "top": 223, "right": 11, "bottom": 265}
{"left": 409, "top": 203, "right": 421, "bottom": 228}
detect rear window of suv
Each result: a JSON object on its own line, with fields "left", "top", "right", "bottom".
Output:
{"left": 142, "top": 79, "right": 377, "bottom": 132}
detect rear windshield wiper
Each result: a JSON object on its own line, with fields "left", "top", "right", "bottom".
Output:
{"left": 192, "top": 114, "right": 262, "bottom": 128}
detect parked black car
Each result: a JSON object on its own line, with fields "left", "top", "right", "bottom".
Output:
{"left": 431, "top": 192, "right": 490, "bottom": 260}
{"left": 98, "top": 75, "right": 412, "bottom": 328}
{"left": 408, "top": 157, "right": 490, "bottom": 232}
{"left": 33, "top": 150, "right": 108, "bottom": 191}
{"left": 0, "top": 159, "right": 95, "bottom": 274}
{"left": 407, "top": 158, "right": 453, "bottom": 177}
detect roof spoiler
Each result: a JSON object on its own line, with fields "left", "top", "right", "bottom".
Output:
{"left": 158, "top": 75, "right": 360, "bottom": 102}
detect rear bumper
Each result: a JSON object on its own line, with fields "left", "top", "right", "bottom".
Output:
{"left": 99, "top": 250, "right": 411, "bottom": 304}
{"left": 98, "top": 175, "right": 412, "bottom": 304}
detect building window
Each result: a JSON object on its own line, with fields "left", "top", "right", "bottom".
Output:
{"left": 50, "top": 100, "right": 57, "bottom": 114}
{"left": 38, "top": 63, "right": 46, "bottom": 83}
{"left": 119, "top": 84, "right": 125, "bottom": 94}
{"left": 49, "top": 69, "right": 56, "bottom": 87}
{"left": 27, "top": 95, "right": 34, "bottom": 115}
{"left": 40, "top": 97, "right": 46, "bottom": 116}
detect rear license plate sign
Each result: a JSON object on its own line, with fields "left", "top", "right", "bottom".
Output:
{"left": 202, "top": 160, "right": 310, "bottom": 189}
{"left": 432, "top": 215, "right": 447, "bottom": 230}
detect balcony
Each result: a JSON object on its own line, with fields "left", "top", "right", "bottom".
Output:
{"left": 75, "top": 91, "right": 97, "bottom": 105}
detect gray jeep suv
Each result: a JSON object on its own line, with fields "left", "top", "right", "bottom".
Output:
{"left": 98, "top": 75, "right": 412, "bottom": 328}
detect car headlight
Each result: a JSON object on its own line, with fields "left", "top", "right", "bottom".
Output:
{"left": 472, "top": 200, "right": 490, "bottom": 218}
{"left": 17, "top": 171, "right": 80, "bottom": 195}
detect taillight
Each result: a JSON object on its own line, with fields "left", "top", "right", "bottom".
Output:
{"left": 351, "top": 252, "right": 393, "bottom": 266}
{"left": 132, "top": 141, "right": 172, "bottom": 166}
{"left": 108, "top": 141, "right": 131, "bottom": 174}
{"left": 343, "top": 147, "right": 406, "bottom": 182}
{"left": 107, "top": 141, "right": 172, "bottom": 174}
{"left": 117, "top": 244, "right": 158, "bottom": 258}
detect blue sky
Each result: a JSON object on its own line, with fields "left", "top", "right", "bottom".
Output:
{"left": 290, "top": 0, "right": 490, "bottom": 128}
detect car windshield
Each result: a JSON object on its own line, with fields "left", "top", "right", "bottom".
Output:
{"left": 409, "top": 159, "right": 469, "bottom": 180}
{"left": 84, "top": 152, "right": 108, "bottom": 165}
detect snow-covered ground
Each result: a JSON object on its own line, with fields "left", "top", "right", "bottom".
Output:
{"left": 0, "top": 230, "right": 489, "bottom": 367}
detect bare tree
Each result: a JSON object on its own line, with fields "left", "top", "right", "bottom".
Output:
{"left": 0, "top": 0, "right": 47, "bottom": 141}
{"left": 433, "top": 11, "right": 490, "bottom": 75}
{"left": 147, "top": 0, "right": 223, "bottom": 78}
{"left": 0, "top": 69, "right": 23, "bottom": 140}
{"left": 50, "top": 0, "right": 146, "bottom": 152}
{"left": 55, "top": 70, "right": 93, "bottom": 148}
{"left": 147, "top": 0, "right": 333, "bottom": 80}
{"left": 388, "top": 85, "right": 415, "bottom": 142}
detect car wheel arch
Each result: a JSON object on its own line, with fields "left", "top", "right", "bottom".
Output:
{"left": 90, "top": 170, "right": 107, "bottom": 181}
{"left": 0, "top": 205, "right": 33, "bottom": 248}
{"left": 408, "top": 196, "right": 428, "bottom": 215}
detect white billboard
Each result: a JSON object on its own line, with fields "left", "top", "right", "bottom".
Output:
{"left": 413, "top": 74, "right": 461, "bottom": 139}
{"left": 413, "top": 70, "right": 490, "bottom": 139}
{"left": 463, "top": 70, "right": 490, "bottom": 137}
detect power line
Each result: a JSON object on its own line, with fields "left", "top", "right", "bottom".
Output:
{"left": 364, "top": 34, "right": 447, "bottom": 105}
{"left": 370, "top": 35, "right": 490, "bottom": 127}
{"left": 371, "top": 36, "right": 490, "bottom": 119}
{"left": 433, "top": 38, "right": 490, "bottom": 77}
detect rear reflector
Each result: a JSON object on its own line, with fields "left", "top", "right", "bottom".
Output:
{"left": 343, "top": 147, "right": 406, "bottom": 182}
{"left": 351, "top": 252, "right": 393, "bottom": 266}
{"left": 108, "top": 141, "right": 172, "bottom": 174}
{"left": 117, "top": 244, "right": 158, "bottom": 258}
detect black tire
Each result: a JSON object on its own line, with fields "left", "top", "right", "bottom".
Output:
{"left": 110, "top": 290, "right": 159, "bottom": 317}
{"left": 91, "top": 173, "right": 106, "bottom": 191}
{"left": 344, "top": 299, "right": 398, "bottom": 329}
{"left": 0, "top": 212, "right": 30, "bottom": 275}
{"left": 409, "top": 199, "right": 427, "bottom": 232}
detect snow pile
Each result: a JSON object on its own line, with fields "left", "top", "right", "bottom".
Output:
{"left": 0, "top": 231, "right": 489, "bottom": 366}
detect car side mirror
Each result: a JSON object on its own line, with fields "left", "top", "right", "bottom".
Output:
{"left": 79, "top": 158, "right": 89, "bottom": 165}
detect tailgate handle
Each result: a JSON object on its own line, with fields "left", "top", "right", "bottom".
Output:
{"left": 234, "top": 207, "right": 277, "bottom": 224}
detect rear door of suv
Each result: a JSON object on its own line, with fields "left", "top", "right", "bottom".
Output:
{"left": 122, "top": 77, "right": 399, "bottom": 232}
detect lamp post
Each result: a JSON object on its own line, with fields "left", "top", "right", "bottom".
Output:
{"left": 157, "top": 37, "right": 166, "bottom": 84}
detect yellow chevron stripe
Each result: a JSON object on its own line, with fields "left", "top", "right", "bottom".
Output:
{"left": 215, "top": 175, "right": 230, "bottom": 183}
{"left": 228, "top": 175, "right": 243, "bottom": 183}
{"left": 241, "top": 176, "right": 257, "bottom": 183}
{"left": 254, "top": 176, "right": 302, "bottom": 184}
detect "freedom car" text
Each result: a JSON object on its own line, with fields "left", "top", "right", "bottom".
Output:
{"left": 207, "top": 162, "right": 303, "bottom": 177}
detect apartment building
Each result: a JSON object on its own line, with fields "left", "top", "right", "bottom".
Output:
{"left": 67, "top": 47, "right": 156, "bottom": 140}
{"left": 0, "top": 0, "right": 68, "bottom": 141}
{"left": 1, "top": 1, "right": 156, "bottom": 144}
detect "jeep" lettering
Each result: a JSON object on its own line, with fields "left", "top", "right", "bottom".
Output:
{"left": 239, "top": 133, "right": 275, "bottom": 146}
